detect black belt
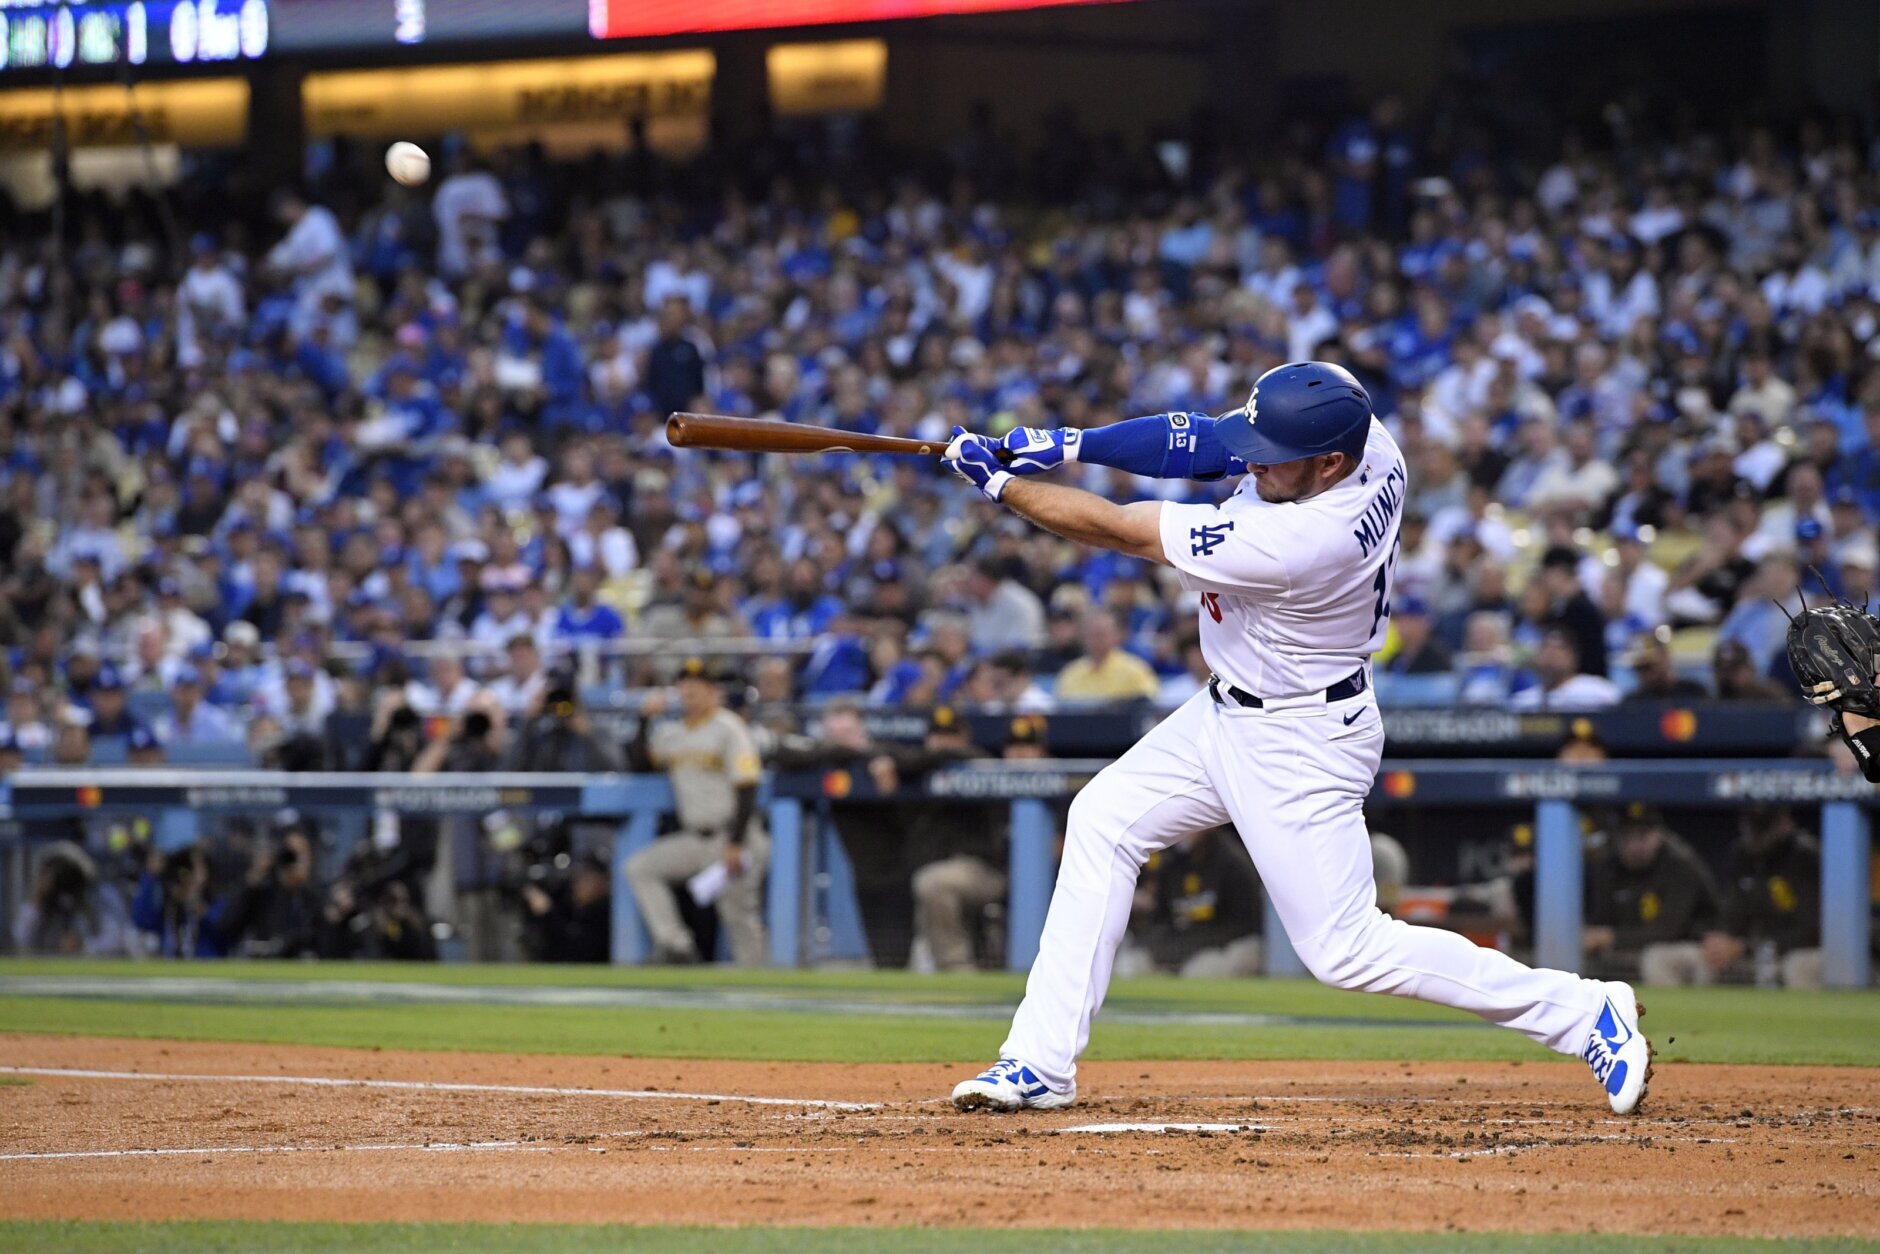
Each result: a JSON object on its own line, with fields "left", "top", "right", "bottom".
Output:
{"left": 1208, "top": 668, "right": 1367, "bottom": 710}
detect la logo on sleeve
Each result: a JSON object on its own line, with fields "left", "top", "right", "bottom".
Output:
{"left": 1190, "top": 521, "right": 1234, "bottom": 557}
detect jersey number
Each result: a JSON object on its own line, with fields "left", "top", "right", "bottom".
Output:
{"left": 1369, "top": 528, "right": 1401, "bottom": 637}
{"left": 1202, "top": 592, "right": 1222, "bottom": 623}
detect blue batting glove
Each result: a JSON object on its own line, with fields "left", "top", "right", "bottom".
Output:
{"left": 944, "top": 426, "right": 1014, "bottom": 502}
{"left": 997, "top": 426, "right": 1079, "bottom": 474}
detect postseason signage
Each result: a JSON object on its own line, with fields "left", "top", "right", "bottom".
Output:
{"left": 0, "top": 0, "right": 268, "bottom": 71}
{"left": 302, "top": 50, "right": 713, "bottom": 138}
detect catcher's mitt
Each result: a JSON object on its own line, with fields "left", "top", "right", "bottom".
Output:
{"left": 1786, "top": 602, "right": 1880, "bottom": 716}
{"left": 1785, "top": 600, "right": 1880, "bottom": 781}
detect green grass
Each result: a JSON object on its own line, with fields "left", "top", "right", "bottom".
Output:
{"left": 0, "top": 1074, "right": 28, "bottom": 1086}
{"left": 1, "top": 1223, "right": 1872, "bottom": 1253}
{"left": 0, "top": 959, "right": 1876, "bottom": 1066}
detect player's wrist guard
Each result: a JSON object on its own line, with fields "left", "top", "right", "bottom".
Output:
{"left": 1838, "top": 720, "right": 1880, "bottom": 783}
{"left": 998, "top": 427, "right": 1076, "bottom": 475}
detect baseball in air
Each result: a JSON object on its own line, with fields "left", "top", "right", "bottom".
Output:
{"left": 385, "top": 142, "right": 431, "bottom": 186}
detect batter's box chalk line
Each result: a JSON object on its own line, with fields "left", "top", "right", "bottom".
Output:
{"left": 1058, "top": 1122, "right": 1275, "bottom": 1134}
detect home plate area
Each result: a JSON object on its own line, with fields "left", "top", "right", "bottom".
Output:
{"left": 0, "top": 1036, "right": 1873, "bottom": 1238}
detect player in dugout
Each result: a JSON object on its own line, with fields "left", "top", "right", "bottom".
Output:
{"left": 624, "top": 657, "right": 770, "bottom": 966}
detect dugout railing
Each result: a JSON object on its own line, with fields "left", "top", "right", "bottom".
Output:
{"left": 0, "top": 761, "right": 1871, "bottom": 988}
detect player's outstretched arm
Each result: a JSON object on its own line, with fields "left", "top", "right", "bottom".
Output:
{"left": 943, "top": 429, "right": 1166, "bottom": 563}
{"left": 1000, "top": 479, "right": 1168, "bottom": 565}
{"left": 995, "top": 413, "right": 1244, "bottom": 481}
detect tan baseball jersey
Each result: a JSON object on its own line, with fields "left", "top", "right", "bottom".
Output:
{"left": 649, "top": 708, "right": 762, "bottom": 836}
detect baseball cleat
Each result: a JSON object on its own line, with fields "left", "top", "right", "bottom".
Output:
{"left": 1583, "top": 982, "right": 1654, "bottom": 1115}
{"left": 950, "top": 1059, "right": 1075, "bottom": 1112}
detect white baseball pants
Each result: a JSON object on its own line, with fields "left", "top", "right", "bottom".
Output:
{"left": 1001, "top": 686, "right": 1609, "bottom": 1092}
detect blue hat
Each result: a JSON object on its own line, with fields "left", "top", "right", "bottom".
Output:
{"left": 174, "top": 664, "right": 203, "bottom": 687}
{"left": 127, "top": 724, "right": 160, "bottom": 752}
{"left": 1797, "top": 517, "right": 1825, "bottom": 542}
{"left": 187, "top": 641, "right": 217, "bottom": 661}
{"left": 286, "top": 659, "right": 317, "bottom": 681}
{"left": 1215, "top": 362, "right": 1373, "bottom": 465}
{"left": 95, "top": 666, "right": 125, "bottom": 692}
{"left": 156, "top": 577, "right": 181, "bottom": 597}
{"left": 1395, "top": 595, "right": 1430, "bottom": 618}
{"left": 0, "top": 726, "right": 18, "bottom": 753}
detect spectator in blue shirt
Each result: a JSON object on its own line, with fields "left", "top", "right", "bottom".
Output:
{"left": 552, "top": 565, "right": 626, "bottom": 650}
{"left": 155, "top": 665, "right": 242, "bottom": 747}
{"left": 83, "top": 666, "right": 149, "bottom": 742}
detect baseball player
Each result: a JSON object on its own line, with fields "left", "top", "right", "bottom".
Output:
{"left": 941, "top": 361, "right": 1652, "bottom": 1115}
{"left": 1785, "top": 598, "right": 1880, "bottom": 782}
{"left": 624, "top": 658, "right": 770, "bottom": 965}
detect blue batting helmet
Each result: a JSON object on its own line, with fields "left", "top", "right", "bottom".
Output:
{"left": 1215, "top": 361, "right": 1373, "bottom": 465}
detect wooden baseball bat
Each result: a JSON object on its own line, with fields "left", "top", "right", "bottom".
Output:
{"left": 666, "top": 412, "right": 1013, "bottom": 461}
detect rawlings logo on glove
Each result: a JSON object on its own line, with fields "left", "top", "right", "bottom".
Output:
{"left": 1785, "top": 600, "right": 1880, "bottom": 717}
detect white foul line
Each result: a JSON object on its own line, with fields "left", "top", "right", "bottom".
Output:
{"left": 0, "top": 1066, "right": 877, "bottom": 1110}
{"left": 0, "top": 1134, "right": 668, "bottom": 1163}
{"left": 0, "top": 1140, "right": 552, "bottom": 1162}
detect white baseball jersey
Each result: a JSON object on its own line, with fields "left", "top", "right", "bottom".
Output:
{"left": 1155, "top": 419, "right": 1407, "bottom": 697}
{"left": 1001, "top": 411, "right": 1615, "bottom": 1098}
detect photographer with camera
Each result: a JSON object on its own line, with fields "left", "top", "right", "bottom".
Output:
{"left": 505, "top": 677, "right": 620, "bottom": 773}
{"left": 131, "top": 844, "right": 227, "bottom": 958}
{"left": 520, "top": 851, "right": 613, "bottom": 964}
{"left": 359, "top": 685, "right": 448, "bottom": 903}
{"left": 365, "top": 879, "right": 439, "bottom": 961}
{"left": 12, "top": 840, "right": 133, "bottom": 956}
{"left": 624, "top": 658, "right": 769, "bottom": 966}
{"left": 413, "top": 693, "right": 513, "bottom": 957}
{"left": 219, "top": 824, "right": 324, "bottom": 958}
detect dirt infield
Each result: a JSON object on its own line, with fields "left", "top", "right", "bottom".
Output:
{"left": 1, "top": 1035, "right": 1875, "bottom": 1238}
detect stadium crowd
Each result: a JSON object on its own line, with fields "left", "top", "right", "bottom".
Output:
{"left": 2, "top": 85, "right": 1877, "bottom": 974}
{"left": 4, "top": 92, "right": 1879, "bottom": 772}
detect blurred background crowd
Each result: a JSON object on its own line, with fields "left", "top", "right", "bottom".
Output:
{"left": 7, "top": 88, "right": 1877, "bottom": 769}
{"left": 0, "top": 0, "right": 1874, "bottom": 980}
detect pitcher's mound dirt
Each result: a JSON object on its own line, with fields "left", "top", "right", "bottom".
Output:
{"left": 1, "top": 1035, "right": 1875, "bottom": 1237}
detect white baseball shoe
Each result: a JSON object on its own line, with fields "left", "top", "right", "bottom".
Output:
{"left": 1583, "top": 982, "right": 1654, "bottom": 1114}
{"left": 950, "top": 1059, "right": 1075, "bottom": 1112}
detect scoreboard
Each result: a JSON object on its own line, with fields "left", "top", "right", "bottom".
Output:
{"left": 0, "top": 0, "right": 1131, "bottom": 72}
{"left": 0, "top": 0, "right": 269, "bottom": 70}
{"left": 266, "top": 0, "right": 584, "bottom": 51}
